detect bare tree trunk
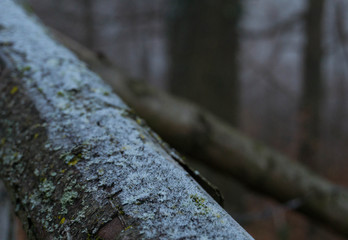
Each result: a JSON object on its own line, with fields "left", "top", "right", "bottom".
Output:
{"left": 298, "top": 0, "right": 325, "bottom": 167}
{"left": 83, "top": 0, "right": 94, "bottom": 49}
{"left": 167, "top": 0, "right": 241, "bottom": 126}
{"left": 0, "top": 1, "right": 253, "bottom": 239}
{"left": 0, "top": 182, "right": 14, "bottom": 240}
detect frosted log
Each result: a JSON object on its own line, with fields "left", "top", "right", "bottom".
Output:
{"left": 0, "top": 0, "right": 253, "bottom": 239}
{"left": 54, "top": 18, "right": 348, "bottom": 239}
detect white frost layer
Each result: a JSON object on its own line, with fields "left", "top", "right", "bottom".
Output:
{"left": 0, "top": 0, "right": 253, "bottom": 239}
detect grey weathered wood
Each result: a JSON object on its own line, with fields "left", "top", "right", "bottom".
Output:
{"left": 0, "top": 0, "right": 253, "bottom": 239}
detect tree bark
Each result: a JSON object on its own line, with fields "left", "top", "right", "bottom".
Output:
{"left": 167, "top": 0, "right": 241, "bottom": 126}
{"left": 54, "top": 26, "right": 348, "bottom": 238}
{"left": 83, "top": 0, "right": 95, "bottom": 49}
{"left": 0, "top": 182, "right": 13, "bottom": 240}
{"left": 298, "top": 0, "right": 325, "bottom": 167}
{"left": 0, "top": 1, "right": 253, "bottom": 239}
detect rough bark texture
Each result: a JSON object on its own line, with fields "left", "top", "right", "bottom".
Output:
{"left": 54, "top": 26, "right": 348, "bottom": 238}
{"left": 0, "top": 1, "right": 253, "bottom": 239}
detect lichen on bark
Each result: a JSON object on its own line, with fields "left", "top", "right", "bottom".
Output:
{"left": 0, "top": 0, "right": 253, "bottom": 239}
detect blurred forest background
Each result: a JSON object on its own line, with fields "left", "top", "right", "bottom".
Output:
{"left": 2, "top": 0, "right": 348, "bottom": 239}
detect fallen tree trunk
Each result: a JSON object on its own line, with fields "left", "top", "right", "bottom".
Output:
{"left": 53, "top": 20, "right": 348, "bottom": 238}
{"left": 0, "top": 1, "right": 253, "bottom": 239}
